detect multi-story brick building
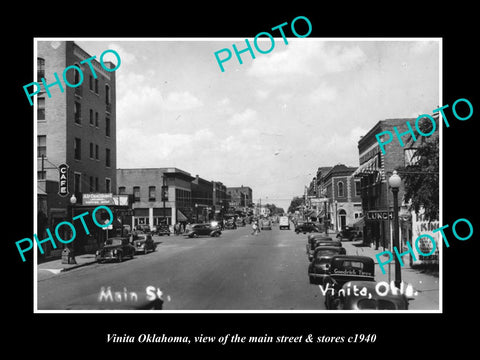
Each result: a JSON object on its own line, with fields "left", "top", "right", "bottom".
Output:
{"left": 354, "top": 118, "right": 416, "bottom": 250}
{"left": 36, "top": 41, "right": 117, "bottom": 257}
{"left": 321, "top": 164, "right": 362, "bottom": 231}
{"left": 191, "top": 175, "right": 213, "bottom": 222}
{"left": 226, "top": 186, "right": 253, "bottom": 211}
{"left": 212, "top": 181, "right": 229, "bottom": 219}
{"left": 117, "top": 168, "right": 195, "bottom": 228}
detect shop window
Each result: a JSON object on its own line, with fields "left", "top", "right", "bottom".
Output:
{"left": 337, "top": 181, "right": 344, "bottom": 197}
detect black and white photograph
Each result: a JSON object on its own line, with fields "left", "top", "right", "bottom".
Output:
{"left": 33, "top": 37, "right": 441, "bottom": 312}
{"left": 6, "top": 5, "right": 478, "bottom": 354}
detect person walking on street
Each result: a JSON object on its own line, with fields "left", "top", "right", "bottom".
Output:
{"left": 251, "top": 221, "right": 258, "bottom": 235}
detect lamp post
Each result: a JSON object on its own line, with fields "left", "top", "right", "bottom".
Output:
{"left": 388, "top": 170, "right": 402, "bottom": 288}
{"left": 195, "top": 203, "right": 198, "bottom": 223}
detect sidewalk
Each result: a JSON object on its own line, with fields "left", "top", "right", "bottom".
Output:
{"left": 37, "top": 253, "right": 98, "bottom": 273}
{"left": 347, "top": 239, "right": 440, "bottom": 310}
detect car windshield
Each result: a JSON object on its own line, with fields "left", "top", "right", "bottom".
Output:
{"left": 105, "top": 239, "right": 123, "bottom": 246}
{"left": 316, "top": 249, "right": 338, "bottom": 258}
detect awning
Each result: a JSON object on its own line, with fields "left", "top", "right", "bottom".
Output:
{"left": 177, "top": 209, "right": 188, "bottom": 221}
{"left": 353, "top": 155, "right": 384, "bottom": 182}
{"left": 351, "top": 216, "right": 365, "bottom": 228}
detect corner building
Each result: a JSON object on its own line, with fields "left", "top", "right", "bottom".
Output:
{"left": 354, "top": 118, "right": 415, "bottom": 250}
{"left": 36, "top": 41, "right": 117, "bottom": 258}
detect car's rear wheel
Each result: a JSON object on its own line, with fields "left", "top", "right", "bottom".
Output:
{"left": 192, "top": 233, "right": 199, "bottom": 238}
{"left": 117, "top": 252, "right": 123, "bottom": 262}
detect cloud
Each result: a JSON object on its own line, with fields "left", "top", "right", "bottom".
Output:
{"left": 227, "top": 108, "right": 257, "bottom": 126}
{"left": 308, "top": 83, "right": 337, "bottom": 103}
{"left": 163, "top": 91, "right": 203, "bottom": 111}
{"left": 247, "top": 40, "right": 367, "bottom": 83}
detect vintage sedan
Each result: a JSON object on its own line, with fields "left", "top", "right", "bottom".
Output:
{"left": 307, "top": 238, "right": 342, "bottom": 261}
{"left": 308, "top": 246, "right": 347, "bottom": 284}
{"left": 184, "top": 223, "right": 222, "bottom": 238}
{"left": 155, "top": 224, "right": 171, "bottom": 236}
{"left": 96, "top": 237, "right": 136, "bottom": 263}
{"left": 295, "top": 222, "right": 320, "bottom": 234}
{"left": 339, "top": 281, "right": 410, "bottom": 310}
{"left": 134, "top": 233, "right": 157, "bottom": 254}
{"left": 260, "top": 218, "right": 272, "bottom": 230}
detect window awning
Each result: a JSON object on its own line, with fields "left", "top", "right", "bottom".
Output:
{"left": 177, "top": 209, "right": 188, "bottom": 221}
{"left": 353, "top": 155, "right": 384, "bottom": 182}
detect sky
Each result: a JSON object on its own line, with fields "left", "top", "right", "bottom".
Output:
{"left": 75, "top": 38, "right": 440, "bottom": 211}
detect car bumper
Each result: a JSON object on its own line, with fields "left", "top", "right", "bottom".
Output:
{"left": 96, "top": 253, "right": 117, "bottom": 262}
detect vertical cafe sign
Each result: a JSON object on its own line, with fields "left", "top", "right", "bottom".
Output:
{"left": 58, "top": 163, "right": 69, "bottom": 197}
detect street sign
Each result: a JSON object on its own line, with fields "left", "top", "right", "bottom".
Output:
{"left": 58, "top": 163, "right": 69, "bottom": 197}
{"left": 83, "top": 193, "right": 114, "bottom": 205}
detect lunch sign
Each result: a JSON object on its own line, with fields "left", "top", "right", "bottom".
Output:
{"left": 366, "top": 210, "right": 394, "bottom": 221}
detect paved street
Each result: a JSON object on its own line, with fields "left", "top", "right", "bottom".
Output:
{"left": 37, "top": 224, "right": 439, "bottom": 311}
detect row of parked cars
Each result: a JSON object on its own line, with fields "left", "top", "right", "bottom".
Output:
{"left": 304, "top": 233, "right": 412, "bottom": 310}
{"left": 95, "top": 231, "right": 157, "bottom": 263}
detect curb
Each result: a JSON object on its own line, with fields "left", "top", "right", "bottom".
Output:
{"left": 60, "top": 259, "right": 98, "bottom": 272}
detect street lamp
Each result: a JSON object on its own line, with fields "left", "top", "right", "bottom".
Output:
{"left": 388, "top": 170, "right": 402, "bottom": 288}
{"left": 195, "top": 203, "right": 198, "bottom": 223}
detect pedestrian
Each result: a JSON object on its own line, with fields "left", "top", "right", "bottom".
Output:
{"left": 251, "top": 221, "right": 258, "bottom": 235}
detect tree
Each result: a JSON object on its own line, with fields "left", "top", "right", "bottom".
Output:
{"left": 288, "top": 196, "right": 304, "bottom": 214}
{"left": 398, "top": 120, "right": 439, "bottom": 221}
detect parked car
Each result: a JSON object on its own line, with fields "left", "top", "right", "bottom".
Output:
{"left": 322, "top": 255, "right": 375, "bottom": 310}
{"left": 336, "top": 226, "right": 363, "bottom": 241}
{"left": 260, "top": 219, "right": 272, "bottom": 230}
{"left": 340, "top": 281, "right": 411, "bottom": 310}
{"left": 136, "top": 224, "right": 151, "bottom": 233}
{"left": 308, "top": 246, "right": 347, "bottom": 284}
{"left": 224, "top": 219, "right": 237, "bottom": 229}
{"left": 295, "top": 222, "right": 320, "bottom": 234}
{"left": 307, "top": 238, "right": 342, "bottom": 261}
{"left": 279, "top": 216, "right": 290, "bottom": 230}
{"left": 236, "top": 218, "right": 246, "bottom": 227}
{"left": 96, "top": 237, "right": 135, "bottom": 263}
{"left": 155, "top": 224, "right": 171, "bottom": 236}
{"left": 133, "top": 233, "right": 156, "bottom": 254}
{"left": 184, "top": 223, "right": 222, "bottom": 238}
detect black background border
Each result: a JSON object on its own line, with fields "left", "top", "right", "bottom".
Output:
{"left": 7, "top": 4, "right": 478, "bottom": 354}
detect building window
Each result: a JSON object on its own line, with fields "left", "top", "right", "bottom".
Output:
{"left": 337, "top": 181, "right": 344, "bottom": 197}
{"left": 105, "top": 84, "right": 111, "bottom": 105}
{"left": 95, "top": 111, "right": 99, "bottom": 127}
{"left": 89, "top": 142, "right": 94, "bottom": 159}
{"left": 105, "top": 178, "right": 111, "bottom": 193}
{"left": 133, "top": 186, "right": 140, "bottom": 202}
{"left": 74, "top": 172, "right": 81, "bottom": 194}
{"left": 74, "top": 102, "right": 81, "bottom": 124}
{"left": 37, "top": 58, "right": 45, "bottom": 80}
{"left": 405, "top": 148, "right": 419, "bottom": 166}
{"left": 89, "top": 109, "right": 94, "bottom": 125}
{"left": 89, "top": 75, "right": 93, "bottom": 91}
{"left": 105, "top": 148, "right": 111, "bottom": 167}
{"left": 355, "top": 180, "right": 361, "bottom": 196}
{"left": 74, "top": 138, "right": 81, "bottom": 160}
{"left": 37, "top": 135, "right": 46, "bottom": 158}
{"left": 118, "top": 186, "right": 126, "bottom": 195}
{"left": 149, "top": 186, "right": 156, "bottom": 201}
{"left": 95, "top": 177, "right": 99, "bottom": 192}
{"left": 89, "top": 176, "right": 94, "bottom": 192}
{"left": 95, "top": 144, "right": 99, "bottom": 160}
{"left": 105, "top": 117, "right": 110, "bottom": 137}
{"left": 95, "top": 78, "right": 99, "bottom": 94}
{"left": 37, "top": 97, "right": 45, "bottom": 120}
